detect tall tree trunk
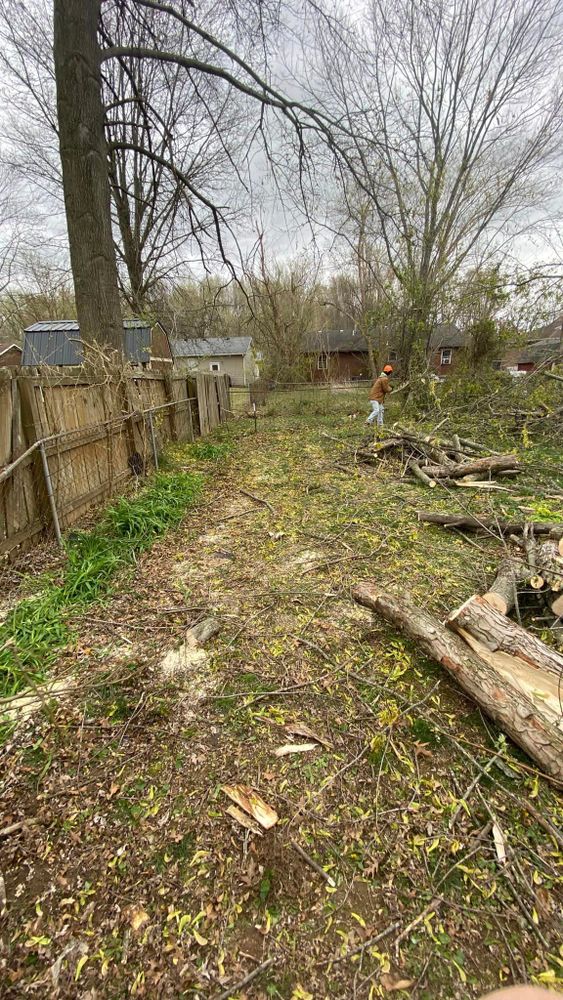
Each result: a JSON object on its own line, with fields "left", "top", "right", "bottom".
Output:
{"left": 53, "top": 0, "right": 123, "bottom": 354}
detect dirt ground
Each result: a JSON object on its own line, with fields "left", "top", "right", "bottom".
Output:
{"left": 1, "top": 401, "right": 562, "bottom": 998}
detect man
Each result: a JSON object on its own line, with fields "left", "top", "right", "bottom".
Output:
{"left": 366, "top": 364, "right": 393, "bottom": 427}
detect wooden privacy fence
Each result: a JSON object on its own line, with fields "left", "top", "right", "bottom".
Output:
{"left": 0, "top": 369, "right": 231, "bottom": 558}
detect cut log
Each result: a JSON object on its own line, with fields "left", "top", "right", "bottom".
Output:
{"left": 408, "top": 460, "right": 436, "bottom": 488}
{"left": 352, "top": 583, "right": 563, "bottom": 781}
{"left": 551, "top": 593, "right": 563, "bottom": 617}
{"left": 451, "top": 433, "right": 462, "bottom": 461}
{"left": 417, "top": 513, "right": 563, "bottom": 538}
{"left": 447, "top": 594, "right": 563, "bottom": 681}
{"left": 422, "top": 455, "right": 520, "bottom": 480}
{"left": 482, "top": 556, "right": 529, "bottom": 614}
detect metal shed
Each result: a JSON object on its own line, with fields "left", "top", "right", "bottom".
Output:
{"left": 22, "top": 319, "right": 152, "bottom": 367}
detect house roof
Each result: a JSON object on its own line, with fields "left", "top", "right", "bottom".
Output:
{"left": 0, "top": 342, "right": 21, "bottom": 354}
{"left": 304, "top": 330, "right": 368, "bottom": 353}
{"left": 512, "top": 337, "right": 562, "bottom": 365}
{"left": 303, "top": 325, "right": 466, "bottom": 354}
{"left": 527, "top": 317, "right": 563, "bottom": 343}
{"left": 22, "top": 319, "right": 151, "bottom": 366}
{"left": 171, "top": 336, "right": 252, "bottom": 358}
{"left": 429, "top": 324, "right": 466, "bottom": 349}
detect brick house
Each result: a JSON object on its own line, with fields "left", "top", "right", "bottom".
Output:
{"left": 303, "top": 330, "right": 372, "bottom": 382}
{"left": 303, "top": 325, "right": 466, "bottom": 381}
{"left": 0, "top": 343, "right": 22, "bottom": 367}
{"left": 427, "top": 324, "right": 467, "bottom": 375}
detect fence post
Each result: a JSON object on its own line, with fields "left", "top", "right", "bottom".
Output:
{"left": 147, "top": 411, "right": 159, "bottom": 469}
{"left": 39, "top": 441, "right": 63, "bottom": 549}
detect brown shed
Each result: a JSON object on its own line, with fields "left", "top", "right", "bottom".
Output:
{"left": 0, "top": 343, "right": 22, "bottom": 368}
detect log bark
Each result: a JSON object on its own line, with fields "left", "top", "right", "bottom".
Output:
{"left": 483, "top": 556, "right": 529, "bottom": 614}
{"left": 422, "top": 455, "right": 519, "bottom": 480}
{"left": 352, "top": 583, "right": 563, "bottom": 782}
{"left": 417, "top": 513, "right": 563, "bottom": 538}
{"left": 535, "top": 539, "right": 563, "bottom": 591}
{"left": 447, "top": 594, "right": 563, "bottom": 681}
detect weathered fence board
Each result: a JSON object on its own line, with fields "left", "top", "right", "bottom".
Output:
{"left": 0, "top": 370, "right": 230, "bottom": 558}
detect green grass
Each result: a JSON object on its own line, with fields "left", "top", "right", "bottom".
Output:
{"left": 188, "top": 441, "right": 232, "bottom": 461}
{"left": 0, "top": 470, "right": 202, "bottom": 701}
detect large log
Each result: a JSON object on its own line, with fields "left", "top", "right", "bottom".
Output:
{"left": 352, "top": 583, "right": 563, "bottom": 782}
{"left": 422, "top": 455, "right": 520, "bottom": 480}
{"left": 447, "top": 594, "right": 563, "bottom": 681}
{"left": 417, "top": 513, "right": 563, "bottom": 538}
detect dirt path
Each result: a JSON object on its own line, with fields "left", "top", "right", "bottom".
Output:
{"left": 1, "top": 417, "right": 562, "bottom": 998}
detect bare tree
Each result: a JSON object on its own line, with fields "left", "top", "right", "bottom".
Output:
{"left": 1, "top": 0, "right": 245, "bottom": 315}
{"left": 247, "top": 234, "right": 318, "bottom": 382}
{"left": 316, "top": 0, "right": 563, "bottom": 369}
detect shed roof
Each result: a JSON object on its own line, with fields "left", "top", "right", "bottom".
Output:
{"left": 0, "top": 342, "right": 21, "bottom": 354}
{"left": 171, "top": 336, "right": 252, "bottom": 358}
{"left": 22, "top": 319, "right": 151, "bottom": 366}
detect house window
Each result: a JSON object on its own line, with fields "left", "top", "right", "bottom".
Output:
{"left": 210, "top": 361, "right": 221, "bottom": 372}
{"left": 388, "top": 350, "right": 398, "bottom": 362}
{"left": 492, "top": 359, "right": 501, "bottom": 370}
{"left": 317, "top": 354, "right": 329, "bottom": 370}
{"left": 440, "top": 348, "right": 452, "bottom": 366}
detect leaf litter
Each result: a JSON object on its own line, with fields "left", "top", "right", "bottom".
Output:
{"left": 0, "top": 404, "right": 562, "bottom": 998}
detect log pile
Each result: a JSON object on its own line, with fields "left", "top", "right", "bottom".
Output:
{"left": 352, "top": 583, "right": 563, "bottom": 782}
{"left": 357, "top": 426, "right": 521, "bottom": 488}
{"left": 418, "top": 514, "right": 563, "bottom": 617}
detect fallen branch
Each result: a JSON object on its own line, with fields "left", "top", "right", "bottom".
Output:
{"left": 215, "top": 957, "right": 275, "bottom": 1000}
{"left": 352, "top": 583, "right": 563, "bottom": 780}
{"left": 239, "top": 488, "right": 275, "bottom": 513}
{"left": 291, "top": 840, "right": 336, "bottom": 887}
{"left": 417, "top": 512, "right": 563, "bottom": 538}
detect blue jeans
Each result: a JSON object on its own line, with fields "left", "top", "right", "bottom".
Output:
{"left": 367, "top": 401, "right": 384, "bottom": 426}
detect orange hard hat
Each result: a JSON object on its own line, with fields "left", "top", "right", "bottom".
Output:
{"left": 383, "top": 364, "right": 393, "bottom": 373}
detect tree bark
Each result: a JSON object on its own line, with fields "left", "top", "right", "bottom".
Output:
{"left": 417, "top": 513, "right": 563, "bottom": 538}
{"left": 422, "top": 455, "right": 519, "bottom": 479}
{"left": 447, "top": 594, "right": 563, "bottom": 680}
{"left": 54, "top": 0, "right": 123, "bottom": 354}
{"left": 352, "top": 583, "right": 563, "bottom": 782}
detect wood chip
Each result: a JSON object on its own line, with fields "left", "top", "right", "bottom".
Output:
{"left": 274, "top": 742, "right": 318, "bottom": 757}
{"left": 225, "top": 804, "right": 263, "bottom": 836}
{"left": 492, "top": 822, "right": 507, "bottom": 864}
{"left": 284, "top": 721, "right": 332, "bottom": 748}
{"left": 222, "top": 784, "right": 278, "bottom": 829}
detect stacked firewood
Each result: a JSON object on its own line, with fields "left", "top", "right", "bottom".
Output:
{"left": 357, "top": 425, "right": 521, "bottom": 488}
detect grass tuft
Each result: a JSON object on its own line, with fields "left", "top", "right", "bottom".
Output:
{"left": 0, "top": 470, "right": 202, "bottom": 701}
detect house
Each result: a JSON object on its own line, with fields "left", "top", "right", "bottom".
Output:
{"left": 428, "top": 324, "right": 467, "bottom": 375}
{"left": 502, "top": 337, "right": 562, "bottom": 374}
{"left": 21, "top": 319, "right": 173, "bottom": 370}
{"left": 0, "top": 342, "right": 22, "bottom": 367}
{"left": 171, "top": 336, "right": 258, "bottom": 386}
{"left": 303, "top": 324, "right": 467, "bottom": 381}
{"left": 303, "top": 330, "right": 371, "bottom": 382}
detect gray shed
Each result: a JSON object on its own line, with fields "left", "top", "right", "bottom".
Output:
{"left": 22, "top": 319, "right": 152, "bottom": 367}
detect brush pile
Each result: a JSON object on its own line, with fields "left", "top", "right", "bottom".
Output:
{"left": 418, "top": 514, "right": 563, "bottom": 618}
{"left": 357, "top": 425, "right": 521, "bottom": 488}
